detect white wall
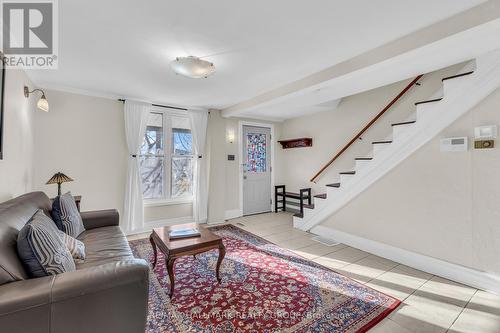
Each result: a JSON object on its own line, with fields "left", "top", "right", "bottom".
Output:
{"left": 321, "top": 87, "right": 500, "bottom": 276}
{"left": 31, "top": 90, "right": 192, "bottom": 225}
{"left": 29, "top": 89, "right": 279, "bottom": 229}
{"left": 26, "top": 89, "right": 281, "bottom": 227}
{"left": 0, "top": 69, "right": 36, "bottom": 202}
{"left": 32, "top": 90, "right": 128, "bottom": 214}
{"left": 206, "top": 110, "right": 281, "bottom": 223}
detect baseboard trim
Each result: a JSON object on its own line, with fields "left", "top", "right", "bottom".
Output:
{"left": 311, "top": 225, "right": 500, "bottom": 295}
{"left": 224, "top": 209, "right": 242, "bottom": 220}
{"left": 126, "top": 216, "right": 194, "bottom": 236}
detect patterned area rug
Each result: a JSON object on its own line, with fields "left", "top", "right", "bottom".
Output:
{"left": 129, "top": 225, "right": 400, "bottom": 332}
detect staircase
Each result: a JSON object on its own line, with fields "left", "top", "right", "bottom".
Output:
{"left": 294, "top": 49, "right": 500, "bottom": 232}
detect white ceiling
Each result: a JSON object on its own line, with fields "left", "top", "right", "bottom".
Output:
{"left": 27, "top": 0, "right": 484, "bottom": 113}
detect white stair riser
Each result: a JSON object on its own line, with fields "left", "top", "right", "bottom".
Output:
{"left": 355, "top": 160, "right": 372, "bottom": 171}
{"left": 443, "top": 73, "right": 476, "bottom": 96}
{"left": 392, "top": 124, "right": 415, "bottom": 141}
{"left": 326, "top": 186, "right": 340, "bottom": 194}
{"left": 313, "top": 199, "right": 327, "bottom": 210}
{"left": 436, "top": 87, "right": 444, "bottom": 98}
{"left": 340, "top": 174, "right": 355, "bottom": 184}
{"left": 326, "top": 186, "right": 341, "bottom": 198}
{"left": 372, "top": 143, "right": 391, "bottom": 156}
{"left": 292, "top": 215, "right": 302, "bottom": 227}
{"left": 416, "top": 103, "right": 439, "bottom": 121}
{"left": 303, "top": 207, "right": 315, "bottom": 219}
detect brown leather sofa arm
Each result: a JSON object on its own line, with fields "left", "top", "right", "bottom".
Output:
{"left": 50, "top": 259, "right": 149, "bottom": 333}
{"left": 0, "top": 259, "right": 150, "bottom": 333}
{"left": 51, "top": 259, "right": 149, "bottom": 301}
{"left": 80, "top": 209, "right": 120, "bottom": 230}
{"left": 0, "top": 276, "right": 54, "bottom": 332}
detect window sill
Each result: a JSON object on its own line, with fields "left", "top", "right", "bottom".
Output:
{"left": 144, "top": 197, "right": 193, "bottom": 207}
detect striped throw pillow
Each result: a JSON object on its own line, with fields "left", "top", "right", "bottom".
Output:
{"left": 58, "top": 230, "right": 85, "bottom": 261}
{"left": 52, "top": 192, "right": 85, "bottom": 238}
{"left": 17, "top": 210, "right": 76, "bottom": 278}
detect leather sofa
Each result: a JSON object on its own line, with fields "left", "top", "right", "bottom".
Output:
{"left": 0, "top": 192, "right": 149, "bottom": 333}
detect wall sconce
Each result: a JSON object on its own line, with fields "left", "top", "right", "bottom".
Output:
{"left": 227, "top": 129, "right": 235, "bottom": 143}
{"left": 24, "top": 86, "right": 49, "bottom": 112}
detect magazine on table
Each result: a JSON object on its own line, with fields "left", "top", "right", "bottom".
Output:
{"left": 169, "top": 228, "right": 201, "bottom": 239}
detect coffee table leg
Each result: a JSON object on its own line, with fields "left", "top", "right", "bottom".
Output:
{"left": 216, "top": 243, "right": 226, "bottom": 283}
{"left": 167, "top": 256, "right": 176, "bottom": 298}
{"left": 149, "top": 235, "right": 157, "bottom": 268}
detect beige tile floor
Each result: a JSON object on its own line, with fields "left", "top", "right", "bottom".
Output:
{"left": 128, "top": 212, "right": 500, "bottom": 333}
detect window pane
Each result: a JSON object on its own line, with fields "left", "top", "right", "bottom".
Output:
{"left": 171, "top": 157, "right": 193, "bottom": 197}
{"left": 246, "top": 133, "right": 266, "bottom": 172}
{"left": 140, "top": 156, "right": 165, "bottom": 199}
{"left": 140, "top": 113, "right": 164, "bottom": 156}
{"left": 172, "top": 128, "right": 192, "bottom": 155}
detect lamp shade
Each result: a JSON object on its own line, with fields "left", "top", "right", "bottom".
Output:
{"left": 46, "top": 172, "right": 73, "bottom": 185}
{"left": 37, "top": 95, "right": 49, "bottom": 112}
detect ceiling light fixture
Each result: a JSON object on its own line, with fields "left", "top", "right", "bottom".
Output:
{"left": 24, "top": 86, "right": 49, "bottom": 112}
{"left": 170, "top": 56, "right": 215, "bottom": 79}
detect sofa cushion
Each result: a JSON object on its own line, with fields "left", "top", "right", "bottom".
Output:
{"left": 76, "top": 226, "right": 133, "bottom": 269}
{"left": 0, "top": 192, "right": 52, "bottom": 285}
{"left": 58, "top": 230, "right": 85, "bottom": 261}
{"left": 51, "top": 192, "right": 85, "bottom": 238}
{"left": 17, "top": 210, "right": 76, "bottom": 278}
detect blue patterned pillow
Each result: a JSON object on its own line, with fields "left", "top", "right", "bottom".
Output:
{"left": 52, "top": 192, "right": 85, "bottom": 238}
{"left": 17, "top": 210, "right": 76, "bottom": 278}
{"left": 57, "top": 230, "right": 85, "bottom": 261}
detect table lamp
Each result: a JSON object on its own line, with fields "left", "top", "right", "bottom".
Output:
{"left": 46, "top": 172, "right": 74, "bottom": 196}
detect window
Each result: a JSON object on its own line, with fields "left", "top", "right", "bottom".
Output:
{"left": 246, "top": 133, "right": 267, "bottom": 173}
{"left": 140, "top": 109, "right": 193, "bottom": 202}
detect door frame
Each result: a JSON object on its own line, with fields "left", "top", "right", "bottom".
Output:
{"left": 238, "top": 120, "right": 276, "bottom": 216}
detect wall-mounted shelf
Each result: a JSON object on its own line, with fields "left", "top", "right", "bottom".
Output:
{"left": 278, "top": 137, "right": 312, "bottom": 149}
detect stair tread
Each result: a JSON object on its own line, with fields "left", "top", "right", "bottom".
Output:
{"left": 442, "top": 71, "right": 474, "bottom": 82}
{"left": 276, "top": 192, "right": 310, "bottom": 199}
{"left": 339, "top": 171, "right": 355, "bottom": 175}
{"left": 355, "top": 157, "right": 373, "bottom": 160}
{"left": 415, "top": 98, "right": 442, "bottom": 106}
{"left": 372, "top": 140, "right": 392, "bottom": 144}
{"left": 326, "top": 183, "right": 341, "bottom": 188}
{"left": 392, "top": 120, "right": 416, "bottom": 126}
{"left": 314, "top": 193, "right": 327, "bottom": 199}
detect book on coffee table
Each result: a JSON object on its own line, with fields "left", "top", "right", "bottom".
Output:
{"left": 169, "top": 228, "right": 201, "bottom": 239}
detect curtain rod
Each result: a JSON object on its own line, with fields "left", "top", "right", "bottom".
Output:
{"left": 118, "top": 99, "right": 187, "bottom": 111}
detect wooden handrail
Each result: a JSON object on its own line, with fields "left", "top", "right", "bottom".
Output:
{"left": 310, "top": 75, "right": 423, "bottom": 183}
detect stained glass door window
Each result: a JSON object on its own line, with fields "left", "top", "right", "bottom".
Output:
{"left": 246, "top": 133, "right": 267, "bottom": 172}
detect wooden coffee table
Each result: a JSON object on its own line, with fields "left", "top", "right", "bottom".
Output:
{"left": 149, "top": 223, "right": 226, "bottom": 298}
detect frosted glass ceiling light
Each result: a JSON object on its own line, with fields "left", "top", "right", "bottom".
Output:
{"left": 170, "top": 56, "right": 215, "bottom": 79}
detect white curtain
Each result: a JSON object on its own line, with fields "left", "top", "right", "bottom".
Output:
{"left": 123, "top": 100, "right": 151, "bottom": 233}
{"left": 188, "top": 109, "right": 209, "bottom": 223}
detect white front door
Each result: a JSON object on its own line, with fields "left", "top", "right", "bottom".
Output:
{"left": 242, "top": 125, "right": 272, "bottom": 215}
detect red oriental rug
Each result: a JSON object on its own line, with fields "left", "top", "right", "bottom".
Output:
{"left": 129, "top": 225, "right": 400, "bottom": 332}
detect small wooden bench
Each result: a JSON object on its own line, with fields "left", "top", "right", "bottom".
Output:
{"left": 275, "top": 185, "right": 312, "bottom": 217}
